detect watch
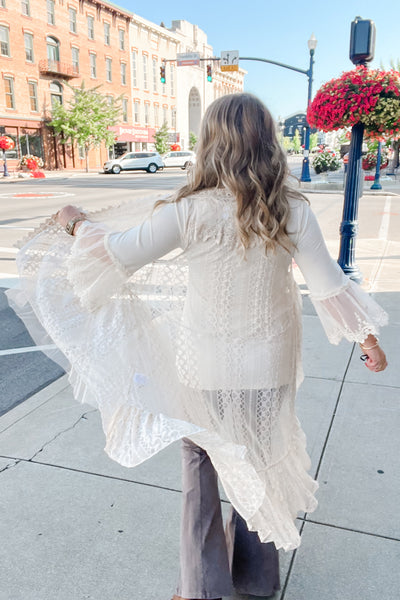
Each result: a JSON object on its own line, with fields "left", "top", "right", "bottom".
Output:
{"left": 65, "top": 215, "right": 87, "bottom": 236}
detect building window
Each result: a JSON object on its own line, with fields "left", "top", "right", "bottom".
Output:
{"left": 122, "top": 98, "right": 128, "bottom": 122}
{"left": 105, "top": 57, "right": 112, "bottom": 82}
{"left": 170, "top": 64, "right": 175, "bottom": 96}
{"left": 24, "top": 32, "right": 34, "bottom": 62}
{"left": 71, "top": 47, "right": 79, "bottom": 73}
{"left": 131, "top": 50, "right": 137, "bottom": 87}
{"left": 46, "top": 35, "right": 60, "bottom": 62}
{"left": 134, "top": 100, "right": 139, "bottom": 124}
{"left": 90, "top": 53, "right": 96, "bottom": 78}
{"left": 20, "top": 130, "right": 43, "bottom": 158}
{"left": 69, "top": 7, "right": 77, "bottom": 33}
{"left": 171, "top": 107, "right": 176, "bottom": 129}
{"left": 154, "top": 105, "right": 159, "bottom": 127}
{"left": 104, "top": 22, "right": 110, "bottom": 45}
{"left": 78, "top": 145, "right": 85, "bottom": 160}
{"left": 144, "top": 103, "right": 149, "bottom": 126}
{"left": 163, "top": 106, "right": 167, "bottom": 126}
{"left": 21, "top": 0, "right": 30, "bottom": 16}
{"left": 0, "top": 0, "right": 6, "bottom": 8}
{"left": 106, "top": 95, "right": 113, "bottom": 105}
{"left": 87, "top": 15, "right": 94, "bottom": 40}
{"left": 143, "top": 54, "right": 148, "bottom": 90}
{"left": 119, "top": 29, "right": 125, "bottom": 51}
{"left": 4, "top": 76, "right": 15, "bottom": 109}
{"left": 50, "top": 80, "right": 62, "bottom": 106}
{"left": 47, "top": 0, "right": 55, "bottom": 25}
{"left": 28, "top": 81, "right": 38, "bottom": 111}
{"left": 0, "top": 25, "right": 10, "bottom": 57}
{"left": 120, "top": 62, "right": 126, "bottom": 85}
{"left": 152, "top": 58, "right": 157, "bottom": 93}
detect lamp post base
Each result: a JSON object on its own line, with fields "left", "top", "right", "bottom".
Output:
{"left": 300, "top": 156, "right": 311, "bottom": 182}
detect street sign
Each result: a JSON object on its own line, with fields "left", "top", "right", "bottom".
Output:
{"left": 177, "top": 52, "right": 200, "bottom": 67}
{"left": 220, "top": 50, "right": 239, "bottom": 71}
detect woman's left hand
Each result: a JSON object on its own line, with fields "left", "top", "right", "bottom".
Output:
{"left": 55, "top": 205, "right": 85, "bottom": 229}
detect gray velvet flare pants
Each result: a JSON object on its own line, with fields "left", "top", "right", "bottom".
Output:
{"left": 176, "top": 438, "right": 280, "bottom": 599}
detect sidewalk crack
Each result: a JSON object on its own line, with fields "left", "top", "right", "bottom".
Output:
{"left": 28, "top": 409, "right": 97, "bottom": 461}
{"left": 0, "top": 459, "right": 21, "bottom": 473}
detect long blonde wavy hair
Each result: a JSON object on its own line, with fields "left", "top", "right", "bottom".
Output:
{"left": 162, "top": 93, "right": 308, "bottom": 252}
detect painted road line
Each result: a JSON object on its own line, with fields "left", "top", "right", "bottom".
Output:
{"left": 0, "top": 344, "right": 57, "bottom": 357}
{"left": 0, "top": 247, "right": 18, "bottom": 254}
{"left": 0, "top": 226, "right": 34, "bottom": 230}
{"left": 378, "top": 196, "right": 392, "bottom": 241}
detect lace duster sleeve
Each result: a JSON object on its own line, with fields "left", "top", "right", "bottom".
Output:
{"left": 67, "top": 201, "right": 187, "bottom": 310}
{"left": 292, "top": 203, "right": 388, "bottom": 344}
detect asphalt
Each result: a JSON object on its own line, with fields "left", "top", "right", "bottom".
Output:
{"left": 0, "top": 175, "right": 399, "bottom": 600}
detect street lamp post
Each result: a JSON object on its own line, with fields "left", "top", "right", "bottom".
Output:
{"left": 371, "top": 141, "right": 382, "bottom": 190}
{"left": 300, "top": 34, "right": 317, "bottom": 182}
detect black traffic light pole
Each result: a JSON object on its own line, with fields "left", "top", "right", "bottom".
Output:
{"left": 338, "top": 17, "right": 376, "bottom": 283}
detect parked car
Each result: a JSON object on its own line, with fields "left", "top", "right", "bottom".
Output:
{"left": 104, "top": 152, "right": 163, "bottom": 174}
{"left": 162, "top": 151, "right": 196, "bottom": 169}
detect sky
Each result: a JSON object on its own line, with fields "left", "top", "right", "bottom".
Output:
{"left": 114, "top": 0, "right": 399, "bottom": 120}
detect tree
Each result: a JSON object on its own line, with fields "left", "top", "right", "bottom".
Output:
{"left": 292, "top": 129, "right": 301, "bottom": 153}
{"left": 153, "top": 122, "right": 170, "bottom": 155}
{"left": 309, "top": 132, "right": 318, "bottom": 152}
{"left": 281, "top": 136, "right": 293, "bottom": 153}
{"left": 49, "top": 81, "right": 122, "bottom": 172}
{"left": 189, "top": 131, "right": 197, "bottom": 151}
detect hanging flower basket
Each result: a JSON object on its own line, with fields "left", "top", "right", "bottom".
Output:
{"left": 307, "top": 66, "right": 400, "bottom": 140}
{"left": 0, "top": 135, "right": 15, "bottom": 151}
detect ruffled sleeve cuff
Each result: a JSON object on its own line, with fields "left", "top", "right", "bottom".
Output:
{"left": 67, "top": 221, "right": 130, "bottom": 311}
{"left": 310, "top": 279, "right": 389, "bottom": 345}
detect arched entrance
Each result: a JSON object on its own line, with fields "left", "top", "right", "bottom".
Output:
{"left": 188, "top": 87, "right": 201, "bottom": 136}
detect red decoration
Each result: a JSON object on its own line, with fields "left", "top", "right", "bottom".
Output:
{"left": 26, "top": 158, "right": 38, "bottom": 170}
{"left": 308, "top": 66, "right": 400, "bottom": 140}
{"left": 0, "top": 135, "right": 15, "bottom": 150}
{"left": 170, "top": 143, "right": 181, "bottom": 151}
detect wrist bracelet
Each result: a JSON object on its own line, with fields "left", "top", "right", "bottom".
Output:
{"left": 360, "top": 339, "right": 379, "bottom": 351}
{"left": 65, "top": 216, "right": 86, "bottom": 236}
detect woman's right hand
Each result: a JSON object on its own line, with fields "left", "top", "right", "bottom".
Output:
{"left": 361, "top": 345, "right": 388, "bottom": 372}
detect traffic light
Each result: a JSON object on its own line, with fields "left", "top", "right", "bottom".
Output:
{"left": 160, "top": 64, "right": 166, "bottom": 84}
{"left": 207, "top": 64, "right": 212, "bottom": 82}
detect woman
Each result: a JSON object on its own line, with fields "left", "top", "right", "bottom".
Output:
{"left": 9, "top": 93, "right": 387, "bottom": 600}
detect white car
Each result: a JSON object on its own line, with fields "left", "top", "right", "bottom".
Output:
{"left": 162, "top": 151, "right": 196, "bottom": 170}
{"left": 104, "top": 152, "right": 163, "bottom": 174}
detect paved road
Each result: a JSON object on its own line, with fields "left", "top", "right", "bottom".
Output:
{"left": 1, "top": 167, "right": 399, "bottom": 415}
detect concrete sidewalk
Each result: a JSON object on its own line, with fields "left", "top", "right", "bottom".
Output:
{"left": 1, "top": 233, "right": 399, "bottom": 599}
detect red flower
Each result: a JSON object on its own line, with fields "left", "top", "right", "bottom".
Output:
{"left": 308, "top": 66, "right": 400, "bottom": 139}
{"left": 0, "top": 136, "right": 15, "bottom": 150}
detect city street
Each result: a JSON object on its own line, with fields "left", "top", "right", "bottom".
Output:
{"left": 1, "top": 170, "right": 400, "bottom": 600}
{"left": 1, "top": 167, "right": 400, "bottom": 416}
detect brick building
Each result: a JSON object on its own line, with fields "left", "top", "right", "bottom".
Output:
{"left": 0, "top": 1, "right": 245, "bottom": 172}
{"left": 0, "top": 0, "right": 131, "bottom": 171}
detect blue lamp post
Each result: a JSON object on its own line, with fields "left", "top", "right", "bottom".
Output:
{"left": 337, "top": 17, "right": 376, "bottom": 282}
{"left": 370, "top": 141, "right": 382, "bottom": 190}
{"left": 300, "top": 34, "right": 318, "bottom": 182}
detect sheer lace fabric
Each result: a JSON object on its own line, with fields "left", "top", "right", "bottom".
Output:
{"left": 8, "top": 189, "right": 387, "bottom": 551}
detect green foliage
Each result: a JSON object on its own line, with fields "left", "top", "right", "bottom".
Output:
{"left": 189, "top": 131, "right": 197, "bottom": 151}
{"left": 49, "top": 82, "right": 122, "bottom": 170}
{"left": 312, "top": 151, "right": 341, "bottom": 174}
{"left": 153, "top": 122, "right": 170, "bottom": 155}
{"left": 282, "top": 136, "right": 293, "bottom": 152}
{"left": 309, "top": 132, "right": 318, "bottom": 151}
{"left": 292, "top": 129, "right": 301, "bottom": 153}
